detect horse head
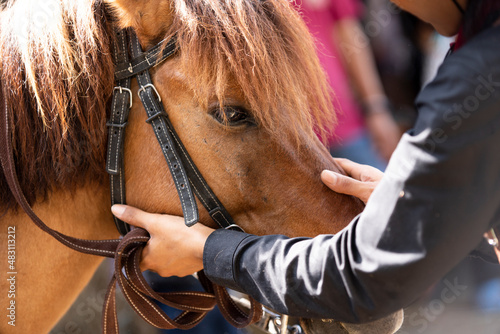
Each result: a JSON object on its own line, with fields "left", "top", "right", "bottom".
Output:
{"left": 108, "top": 0, "right": 403, "bottom": 333}
{"left": 109, "top": 0, "right": 365, "bottom": 236}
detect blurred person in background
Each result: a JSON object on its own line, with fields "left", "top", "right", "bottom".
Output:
{"left": 294, "top": 0, "right": 401, "bottom": 169}
{"left": 365, "top": 0, "right": 424, "bottom": 131}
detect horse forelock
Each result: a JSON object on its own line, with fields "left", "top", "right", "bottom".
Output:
{"left": 111, "top": 0, "right": 335, "bottom": 143}
{"left": 169, "top": 0, "right": 335, "bottom": 144}
{"left": 0, "top": 0, "right": 115, "bottom": 209}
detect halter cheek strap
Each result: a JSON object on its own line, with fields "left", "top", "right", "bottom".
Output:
{"left": 106, "top": 29, "right": 134, "bottom": 235}
{"left": 107, "top": 29, "right": 239, "bottom": 234}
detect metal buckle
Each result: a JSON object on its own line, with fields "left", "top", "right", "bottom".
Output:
{"left": 278, "top": 315, "right": 289, "bottom": 333}
{"left": 252, "top": 306, "right": 302, "bottom": 334}
{"left": 272, "top": 315, "right": 302, "bottom": 334}
{"left": 113, "top": 86, "right": 133, "bottom": 108}
{"left": 225, "top": 224, "right": 245, "bottom": 233}
{"left": 228, "top": 292, "right": 303, "bottom": 334}
{"left": 138, "top": 83, "right": 162, "bottom": 102}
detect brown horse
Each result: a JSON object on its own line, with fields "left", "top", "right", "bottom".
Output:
{"left": 0, "top": 0, "right": 402, "bottom": 333}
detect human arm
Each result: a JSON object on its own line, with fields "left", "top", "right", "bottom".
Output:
{"left": 201, "top": 45, "right": 500, "bottom": 322}
{"left": 113, "top": 32, "right": 500, "bottom": 323}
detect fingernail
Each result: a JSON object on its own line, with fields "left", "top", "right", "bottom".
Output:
{"left": 111, "top": 204, "right": 126, "bottom": 217}
{"left": 322, "top": 170, "right": 337, "bottom": 183}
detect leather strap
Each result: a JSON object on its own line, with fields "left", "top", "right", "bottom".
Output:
{"left": 109, "top": 29, "right": 237, "bottom": 231}
{"left": 0, "top": 92, "right": 121, "bottom": 257}
{"left": 128, "top": 30, "right": 236, "bottom": 229}
{"left": 168, "top": 115, "right": 237, "bottom": 229}
{"left": 129, "top": 31, "right": 199, "bottom": 227}
{"left": 114, "top": 36, "right": 177, "bottom": 81}
{"left": 102, "top": 228, "right": 217, "bottom": 332}
{"left": 107, "top": 28, "right": 133, "bottom": 236}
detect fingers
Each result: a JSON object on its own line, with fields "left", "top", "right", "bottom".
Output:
{"left": 321, "top": 170, "right": 372, "bottom": 203}
{"left": 334, "top": 157, "right": 384, "bottom": 182}
{"left": 333, "top": 158, "right": 366, "bottom": 180}
{"left": 111, "top": 204, "right": 160, "bottom": 229}
{"left": 139, "top": 245, "right": 152, "bottom": 272}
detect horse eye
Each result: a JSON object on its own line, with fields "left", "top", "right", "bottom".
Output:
{"left": 212, "top": 106, "right": 252, "bottom": 126}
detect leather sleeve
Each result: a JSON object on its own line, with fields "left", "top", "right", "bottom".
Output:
{"left": 203, "top": 26, "right": 500, "bottom": 323}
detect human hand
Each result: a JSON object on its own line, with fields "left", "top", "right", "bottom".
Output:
{"left": 365, "top": 111, "right": 401, "bottom": 161}
{"left": 111, "top": 205, "right": 215, "bottom": 277}
{"left": 321, "top": 158, "right": 384, "bottom": 204}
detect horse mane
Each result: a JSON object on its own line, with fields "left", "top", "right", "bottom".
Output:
{"left": 0, "top": 0, "right": 335, "bottom": 210}
{"left": 0, "top": 0, "right": 115, "bottom": 209}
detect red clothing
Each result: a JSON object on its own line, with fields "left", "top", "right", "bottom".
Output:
{"left": 294, "top": 0, "right": 364, "bottom": 146}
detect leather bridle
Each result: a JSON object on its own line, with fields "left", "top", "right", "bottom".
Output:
{"left": 108, "top": 28, "right": 237, "bottom": 235}
{"left": 0, "top": 27, "right": 262, "bottom": 333}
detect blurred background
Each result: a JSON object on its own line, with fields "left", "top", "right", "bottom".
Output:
{"left": 51, "top": 0, "right": 500, "bottom": 333}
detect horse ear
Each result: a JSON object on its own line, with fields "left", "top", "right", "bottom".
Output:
{"left": 107, "top": 0, "right": 141, "bottom": 27}
{"left": 107, "top": 0, "right": 174, "bottom": 46}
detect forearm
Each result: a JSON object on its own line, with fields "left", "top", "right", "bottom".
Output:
{"left": 204, "top": 128, "right": 499, "bottom": 322}
{"left": 204, "top": 40, "right": 500, "bottom": 323}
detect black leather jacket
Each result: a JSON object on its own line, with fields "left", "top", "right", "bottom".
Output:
{"left": 203, "top": 25, "right": 500, "bottom": 323}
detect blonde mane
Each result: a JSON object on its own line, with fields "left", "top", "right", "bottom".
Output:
{"left": 0, "top": 0, "right": 334, "bottom": 208}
